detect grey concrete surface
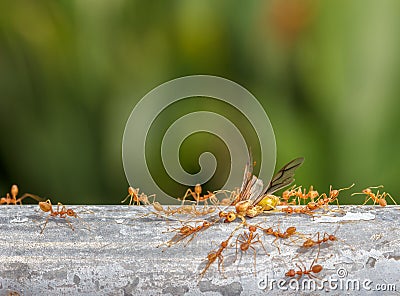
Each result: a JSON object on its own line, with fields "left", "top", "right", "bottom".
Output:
{"left": 0, "top": 205, "right": 399, "bottom": 295}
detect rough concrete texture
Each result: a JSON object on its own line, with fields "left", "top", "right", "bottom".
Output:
{"left": 0, "top": 205, "right": 399, "bottom": 295}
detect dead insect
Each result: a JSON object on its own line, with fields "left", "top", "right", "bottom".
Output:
{"left": 220, "top": 152, "right": 305, "bottom": 222}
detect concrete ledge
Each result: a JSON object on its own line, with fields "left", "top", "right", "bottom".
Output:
{"left": 0, "top": 205, "right": 399, "bottom": 295}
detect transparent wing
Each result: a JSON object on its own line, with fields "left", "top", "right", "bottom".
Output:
{"left": 239, "top": 149, "right": 253, "bottom": 193}
{"left": 249, "top": 177, "right": 264, "bottom": 201}
{"left": 252, "top": 157, "right": 305, "bottom": 206}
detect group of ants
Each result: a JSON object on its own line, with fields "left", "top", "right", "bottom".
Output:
{"left": 1, "top": 155, "right": 397, "bottom": 284}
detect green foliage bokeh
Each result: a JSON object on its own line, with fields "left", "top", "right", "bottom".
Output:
{"left": 0, "top": 1, "right": 399, "bottom": 204}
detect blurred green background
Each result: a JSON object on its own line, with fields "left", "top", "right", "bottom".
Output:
{"left": 1, "top": 0, "right": 399, "bottom": 204}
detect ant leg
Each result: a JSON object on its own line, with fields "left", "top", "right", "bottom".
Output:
{"left": 40, "top": 216, "right": 51, "bottom": 234}
{"left": 362, "top": 195, "right": 373, "bottom": 205}
{"left": 386, "top": 193, "right": 398, "bottom": 205}
{"left": 234, "top": 234, "right": 245, "bottom": 262}
{"left": 181, "top": 189, "right": 193, "bottom": 206}
{"left": 64, "top": 217, "right": 75, "bottom": 231}
{"left": 254, "top": 234, "right": 269, "bottom": 256}
{"left": 145, "top": 194, "right": 156, "bottom": 206}
{"left": 249, "top": 245, "right": 257, "bottom": 276}
{"left": 295, "top": 263, "right": 303, "bottom": 280}
{"left": 120, "top": 194, "right": 131, "bottom": 204}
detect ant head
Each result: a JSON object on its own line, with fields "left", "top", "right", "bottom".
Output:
{"left": 203, "top": 221, "right": 210, "bottom": 228}
{"left": 39, "top": 200, "right": 52, "bottom": 212}
{"left": 249, "top": 225, "right": 257, "bottom": 232}
{"left": 10, "top": 185, "right": 18, "bottom": 198}
{"left": 226, "top": 211, "right": 236, "bottom": 222}
{"left": 285, "top": 206, "right": 294, "bottom": 214}
{"left": 282, "top": 191, "right": 290, "bottom": 199}
{"left": 309, "top": 191, "right": 319, "bottom": 199}
{"left": 221, "top": 240, "right": 228, "bottom": 248}
{"left": 328, "top": 234, "right": 337, "bottom": 241}
{"left": 66, "top": 209, "right": 76, "bottom": 217}
{"left": 194, "top": 184, "right": 202, "bottom": 195}
{"left": 363, "top": 188, "right": 372, "bottom": 194}
{"left": 330, "top": 190, "right": 339, "bottom": 199}
{"left": 264, "top": 227, "right": 273, "bottom": 234}
{"left": 285, "top": 269, "right": 296, "bottom": 277}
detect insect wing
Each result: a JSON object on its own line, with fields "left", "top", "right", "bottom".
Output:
{"left": 239, "top": 150, "right": 254, "bottom": 193}
{"left": 249, "top": 176, "right": 264, "bottom": 202}
{"left": 266, "top": 157, "right": 304, "bottom": 195}
{"left": 253, "top": 157, "right": 305, "bottom": 206}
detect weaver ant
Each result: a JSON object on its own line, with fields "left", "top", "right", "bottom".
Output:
{"left": 235, "top": 225, "right": 269, "bottom": 275}
{"left": 144, "top": 201, "right": 216, "bottom": 219}
{"left": 281, "top": 205, "right": 314, "bottom": 216}
{"left": 199, "top": 225, "right": 241, "bottom": 279}
{"left": 285, "top": 248, "right": 323, "bottom": 280}
{"left": 121, "top": 186, "right": 155, "bottom": 206}
{"left": 38, "top": 199, "right": 82, "bottom": 234}
{"left": 317, "top": 184, "right": 355, "bottom": 209}
{"left": 302, "top": 232, "right": 337, "bottom": 249}
{"left": 0, "top": 184, "right": 42, "bottom": 205}
{"left": 181, "top": 184, "right": 218, "bottom": 206}
{"left": 161, "top": 220, "right": 214, "bottom": 248}
{"left": 351, "top": 186, "right": 397, "bottom": 207}
{"left": 282, "top": 184, "right": 354, "bottom": 214}
{"left": 259, "top": 225, "right": 297, "bottom": 253}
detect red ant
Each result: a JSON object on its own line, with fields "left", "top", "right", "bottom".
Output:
{"left": 121, "top": 186, "right": 155, "bottom": 206}
{"left": 282, "top": 184, "right": 354, "bottom": 214}
{"left": 317, "top": 184, "right": 355, "bottom": 209}
{"left": 38, "top": 199, "right": 81, "bottom": 234}
{"left": 1, "top": 184, "right": 42, "bottom": 205}
{"left": 235, "top": 225, "right": 269, "bottom": 275}
{"left": 285, "top": 248, "right": 323, "bottom": 280}
{"left": 181, "top": 184, "right": 218, "bottom": 206}
{"left": 281, "top": 205, "right": 314, "bottom": 216}
{"left": 260, "top": 225, "right": 297, "bottom": 253}
{"left": 302, "top": 232, "right": 337, "bottom": 249}
{"left": 161, "top": 220, "right": 213, "bottom": 248}
{"left": 199, "top": 226, "right": 241, "bottom": 279}
{"left": 352, "top": 186, "right": 397, "bottom": 207}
